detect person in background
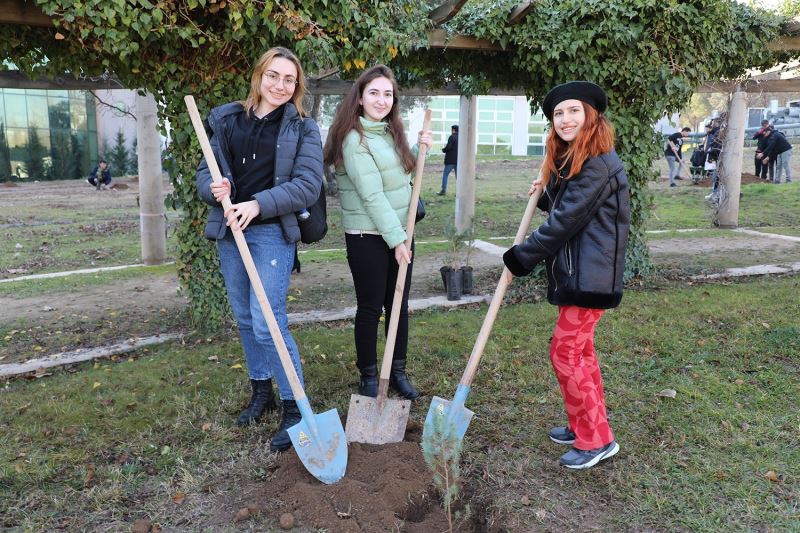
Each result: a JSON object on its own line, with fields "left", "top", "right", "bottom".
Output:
{"left": 664, "top": 127, "right": 691, "bottom": 187}
{"left": 760, "top": 126, "right": 793, "bottom": 184}
{"left": 323, "top": 65, "right": 433, "bottom": 401}
{"left": 438, "top": 124, "right": 459, "bottom": 196}
{"left": 195, "top": 46, "right": 323, "bottom": 452}
{"left": 87, "top": 160, "right": 112, "bottom": 190}
{"left": 704, "top": 123, "right": 723, "bottom": 202}
{"left": 503, "top": 81, "right": 630, "bottom": 470}
{"left": 753, "top": 119, "right": 770, "bottom": 177}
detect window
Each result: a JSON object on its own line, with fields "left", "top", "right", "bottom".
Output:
{"left": 476, "top": 96, "right": 515, "bottom": 155}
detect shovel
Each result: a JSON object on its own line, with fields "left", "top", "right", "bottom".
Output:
{"left": 345, "top": 109, "right": 432, "bottom": 444}
{"left": 422, "top": 184, "right": 542, "bottom": 452}
{"left": 184, "top": 96, "right": 347, "bottom": 485}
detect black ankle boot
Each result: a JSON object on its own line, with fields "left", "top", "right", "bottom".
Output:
{"left": 236, "top": 378, "right": 276, "bottom": 427}
{"left": 270, "top": 399, "right": 302, "bottom": 452}
{"left": 389, "top": 359, "right": 420, "bottom": 400}
{"left": 358, "top": 364, "right": 378, "bottom": 397}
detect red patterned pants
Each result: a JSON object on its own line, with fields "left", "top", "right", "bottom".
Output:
{"left": 550, "top": 305, "right": 614, "bottom": 450}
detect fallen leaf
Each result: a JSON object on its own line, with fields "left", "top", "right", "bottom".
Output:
{"left": 92, "top": 382, "right": 101, "bottom": 389}
{"left": 54, "top": 32, "right": 65, "bottom": 40}
{"left": 520, "top": 495, "right": 530, "bottom": 505}
{"left": 207, "top": 355, "right": 219, "bottom": 361}
{"left": 201, "top": 422, "right": 212, "bottom": 431}
{"left": 656, "top": 388, "right": 677, "bottom": 399}
{"left": 84, "top": 465, "right": 95, "bottom": 487}
{"left": 764, "top": 470, "right": 780, "bottom": 482}
{"left": 230, "top": 364, "right": 243, "bottom": 369}
{"left": 336, "top": 510, "right": 352, "bottom": 519}
{"left": 172, "top": 492, "right": 186, "bottom": 505}
{"left": 233, "top": 508, "right": 250, "bottom": 523}
{"left": 287, "top": 295, "right": 296, "bottom": 302}
{"left": 697, "top": 339, "right": 705, "bottom": 347}
{"left": 734, "top": 379, "right": 744, "bottom": 385}
{"left": 14, "top": 463, "right": 23, "bottom": 473}
{"left": 761, "top": 322, "right": 770, "bottom": 328}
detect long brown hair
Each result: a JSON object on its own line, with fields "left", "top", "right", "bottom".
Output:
{"left": 542, "top": 102, "right": 615, "bottom": 184}
{"left": 243, "top": 47, "right": 307, "bottom": 117}
{"left": 323, "top": 65, "right": 415, "bottom": 172}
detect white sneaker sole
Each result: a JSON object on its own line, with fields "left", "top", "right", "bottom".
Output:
{"left": 562, "top": 441, "right": 620, "bottom": 470}
{"left": 549, "top": 435, "right": 576, "bottom": 445}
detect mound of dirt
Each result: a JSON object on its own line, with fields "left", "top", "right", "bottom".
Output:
{"left": 264, "top": 446, "right": 450, "bottom": 531}
{"left": 248, "top": 422, "right": 455, "bottom": 531}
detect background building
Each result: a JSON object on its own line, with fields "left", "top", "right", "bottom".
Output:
{"left": 0, "top": 87, "right": 138, "bottom": 181}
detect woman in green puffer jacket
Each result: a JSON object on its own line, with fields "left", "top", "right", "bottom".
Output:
{"left": 323, "top": 65, "right": 432, "bottom": 400}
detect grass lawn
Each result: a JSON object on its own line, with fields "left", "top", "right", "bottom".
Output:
{"left": 1, "top": 276, "right": 797, "bottom": 531}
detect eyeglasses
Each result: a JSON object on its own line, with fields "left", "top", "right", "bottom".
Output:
{"left": 263, "top": 70, "right": 297, "bottom": 87}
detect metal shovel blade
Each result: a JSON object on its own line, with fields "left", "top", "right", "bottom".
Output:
{"left": 286, "top": 400, "right": 347, "bottom": 485}
{"left": 422, "top": 394, "right": 475, "bottom": 449}
{"left": 345, "top": 393, "right": 411, "bottom": 444}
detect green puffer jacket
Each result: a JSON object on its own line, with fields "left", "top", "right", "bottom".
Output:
{"left": 336, "top": 117, "right": 412, "bottom": 249}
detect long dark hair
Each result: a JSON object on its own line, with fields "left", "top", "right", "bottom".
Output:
{"left": 323, "top": 65, "right": 415, "bottom": 172}
{"left": 542, "top": 102, "right": 615, "bottom": 185}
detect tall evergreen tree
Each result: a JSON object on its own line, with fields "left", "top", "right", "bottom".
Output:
{"left": 24, "top": 128, "right": 47, "bottom": 180}
{"left": 108, "top": 129, "right": 130, "bottom": 177}
{"left": 0, "top": 123, "right": 11, "bottom": 180}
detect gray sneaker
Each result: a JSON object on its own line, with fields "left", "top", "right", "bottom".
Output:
{"left": 549, "top": 426, "right": 576, "bottom": 445}
{"left": 559, "top": 441, "right": 619, "bottom": 470}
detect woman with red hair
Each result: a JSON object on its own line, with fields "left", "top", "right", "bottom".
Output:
{"left": 503, "top": 81, "right": 630, "bottom": 469}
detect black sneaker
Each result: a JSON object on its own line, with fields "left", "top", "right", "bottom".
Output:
{"left": 548, "top": 426, "right": 576, "bottom": 445}
{"left": 559, "top": 441, "right": 619, "bottom": 470}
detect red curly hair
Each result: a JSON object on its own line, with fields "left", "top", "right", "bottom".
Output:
{"left": 542, "top": 102, "right": 615, "bottom": 185}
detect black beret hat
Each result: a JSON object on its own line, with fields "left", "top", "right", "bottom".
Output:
{"left": 542, "top": 81, "right": 608, "bottom": 121}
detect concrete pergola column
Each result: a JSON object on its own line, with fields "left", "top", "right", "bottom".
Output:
{"left": 716, "top": 90, "right": 747, "bottom": 228}
{"left": 136, "top": 91, "right": 167, "bottom": 265}
{"left": 455, "top": 95, "right": 477, "bottom": 233}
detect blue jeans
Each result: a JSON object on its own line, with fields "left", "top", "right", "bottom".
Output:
{"left": 441, "top": 164, "right": 456, "bottom": 193}
{"left": 775, "top": 149, "right": 792, "bottom": 183}
{"left": 665, "top": 155, "right": 678, "bottom": 184}
{"left": 217, "top": 223, "right": 304, "bottom": 399}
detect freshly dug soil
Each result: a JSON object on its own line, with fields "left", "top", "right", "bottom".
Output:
{"left": 251, "top": 422, "right": 455, "bottom": 532}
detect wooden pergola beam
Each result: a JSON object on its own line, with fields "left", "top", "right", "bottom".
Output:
{"left": 767, "top": 35, "right": 800, "bottom": 51}
{"left": 0, "top": 70, "right": 124, "bottom": 90}
{"left": 426, "top": 29, "right": 506, "bottom": 51}
{"left": 698, "top": 78, "right": 800, "bottom": 93}
{"left": 306, "top": 79, "right": 520, "bottom": 96}
{"left": 0, "top": 0, "right": 52, "bottom": 27}
{"left": 508, "top": 1, "right": 535, "bottom": 25}
{"left": 428, "top": 0, "right": 468, "bottom": 26}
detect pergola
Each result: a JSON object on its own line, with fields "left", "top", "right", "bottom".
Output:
{"left": 2, "top": 0, "right": 800, "bottom": 262}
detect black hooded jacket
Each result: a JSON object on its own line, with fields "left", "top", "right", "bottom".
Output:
{"left": 503, "top": 150, "right": 630, "bottom": 309}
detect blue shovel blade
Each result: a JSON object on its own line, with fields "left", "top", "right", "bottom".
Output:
{"left": 423, "top": 395, "right": 475, "bottom": 447}
{"left": 287, "top": 407, "right": 348, "bottom": 485}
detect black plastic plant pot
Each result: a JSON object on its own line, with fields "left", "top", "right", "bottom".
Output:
{"left": 460, "top": 266, "right": 473, "bottom": 295}
{"left": 445, "top": 268, "right": 462, "bottom": 301}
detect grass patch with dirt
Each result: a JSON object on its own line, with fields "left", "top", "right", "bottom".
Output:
{"left": 1, "top": 276, "right": 797, "bottom": 531}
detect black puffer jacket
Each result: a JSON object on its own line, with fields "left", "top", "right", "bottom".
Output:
{"left": 195, "top": 102, "right": 323, "bottom": 242}
{"left": 503, "top": 150, "right": 630, "bottom": 309}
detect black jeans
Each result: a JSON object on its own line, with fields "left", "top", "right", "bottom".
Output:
{"left": 345, "top": 233, "right": 414, "bottom": 370}
{"left": 760, "top": 157, "right": 775, "bottom": 180}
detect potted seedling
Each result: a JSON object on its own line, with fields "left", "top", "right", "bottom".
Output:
{"left": 440, "top": 219, "right": 463, "bottom": 301}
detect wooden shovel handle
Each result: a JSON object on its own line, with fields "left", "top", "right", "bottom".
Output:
{"left": 184, "top": 95, "right": 307, "bottom": 403}
{"left": 377, "top": 109, "right": 433, "bottom": 397}
{"left": 458, "top": 184, "right": 543, "bottom": 389}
